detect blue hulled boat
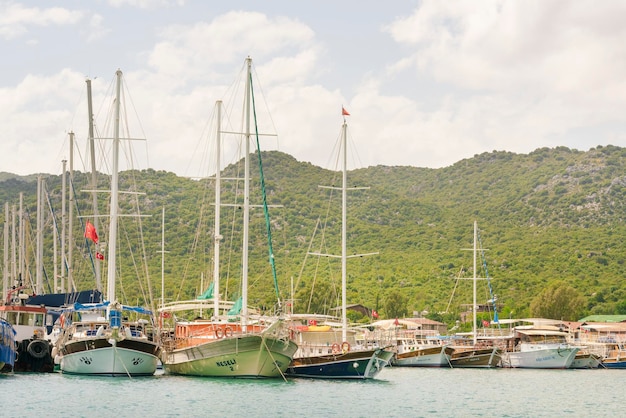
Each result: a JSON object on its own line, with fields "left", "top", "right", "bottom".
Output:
{"left": 0, "top": 318, "right": 16, "bottom": 372}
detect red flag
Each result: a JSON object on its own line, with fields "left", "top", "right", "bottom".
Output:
{"left": 342, "top": 107, "right": 350, "bottom": 116}
{"left": 84, "top": 221, "right": 98, "bottom": 244}
{"left": 372, "top": 310, "right": 379, "bottom": 319}
{"left": 96, "top": 252, "right": 104, "bottom": 260}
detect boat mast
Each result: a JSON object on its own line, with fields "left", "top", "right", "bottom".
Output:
{"left": 86, "top": 78, "right": 102, "bottom": 292}
{"left": 107, "top": 70, "right": 122, "bottom": 303}
{"left": 18, "top": 194, "right": 23, "bottom": 286}
{"left": 61, "top": 159, "right": 67, "bottom": 293}
{"left": 341, "top": 121, "right": 348, "bottom": 342}
{"left": 11, "top": 204, "right": 16, "bottom": 287}
{"left": 242, "top": 58, "right": 252, "bottom": 329}
{"left": 3, "top": 203, "right": 8, "bottom": 300}
{"left": 473, "top": 220, "right": 477, "bottom": 346}
{"left": 160, "top": 206, "right": 166, "bottom": 309}
{"left": 36, "top": 176, "right": 43, "bottom": 294}
{"left": 213, "top": 100, "right": 222, "bottom": 319}
{"left": 68, "top": 132, "right": 75, "bottom": 291}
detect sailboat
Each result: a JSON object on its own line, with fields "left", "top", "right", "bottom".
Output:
{"left": 55, "top": 70, "right": 160, "bottom": 376}
{"left": 158, "top": 58, "right": 298, "bottom": 378}
{"left": 285, "top": 108, "right": 394, "bottom": 379}
{"left": 449, "top": 221, "right": 502, "bottom": 368}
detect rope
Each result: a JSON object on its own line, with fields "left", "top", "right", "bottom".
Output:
{"left": 249, "top": 73, "right": 281, "bottom": 307}
{"left": 477, "top": 229, "right": 500, "bottom": 328}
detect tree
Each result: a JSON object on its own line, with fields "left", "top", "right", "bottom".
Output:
{"left": 384, "top": 290, "right": 408, "bottom": 319}
{"left": 529, "top": 281, "right": 585, "bottom": 321}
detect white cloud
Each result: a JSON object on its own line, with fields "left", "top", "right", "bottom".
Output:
{"left": 0, "top": 2, "right": 83, "bottom": 39}
{"left": 2, "top": 2, "right": 626, "bottom": 176}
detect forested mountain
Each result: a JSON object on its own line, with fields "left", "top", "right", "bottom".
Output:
{"left": 2, "top": 144, "right": 626, "bottom": 326}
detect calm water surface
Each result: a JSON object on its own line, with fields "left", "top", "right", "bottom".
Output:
{"left": 1, "top": 367, "right": 623, "bottom": 417}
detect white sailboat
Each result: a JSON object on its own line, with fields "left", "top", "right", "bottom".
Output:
{"left": 449, "top": 221, "right": 502, "bottom": 368}
{"left": 159, "top": 58, "right": 297, "bottom": 378}
{"left": 56, "top": 70, "right": 160, "bottom": 376}
{"left": 285, "top": 108, "right": 393, "bottom": 379}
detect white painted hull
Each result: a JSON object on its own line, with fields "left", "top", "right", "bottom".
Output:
{"left": 60, "top": 338, "right": 159, "bottom": 376}
{"left": 505, "top": 347, "right": 579, "bottom": 369}
{"left": 164, "top": 334, "right": 297, "bottom": 378}
{"left": 61, "top": 347, "right": 157, "bottom": 376}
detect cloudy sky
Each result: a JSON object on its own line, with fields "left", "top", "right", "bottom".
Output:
{"left": 2, "top": 0, "right": 626, "bottom": 177}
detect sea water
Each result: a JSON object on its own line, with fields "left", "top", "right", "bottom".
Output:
{"left": 1, "top": 367, "right": 624, "bottom": 417}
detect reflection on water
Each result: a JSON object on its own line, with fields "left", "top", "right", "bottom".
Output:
{"left": 3, "top": 367, "right": 625, "bottom": 417}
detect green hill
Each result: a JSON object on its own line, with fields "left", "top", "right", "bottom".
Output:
{"left": 2, "top": 145, "right": 626, "bottom": 326}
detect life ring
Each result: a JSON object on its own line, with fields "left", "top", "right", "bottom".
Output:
{"left": 27, "top": 339, "right": 49, "bottom": 359}
{"left": 341, "top": 341, "right": 351, "bottom": 353}
{"left": 224, "top": 327, "right": 233, "bottom": 337}
{"left": 331, "top": 343, "right": 340, "bottom": 354}
{"left": 215, "top": 328, "right": 224, "bottom": 339}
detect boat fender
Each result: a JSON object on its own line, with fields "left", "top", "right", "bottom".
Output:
{"left": 224, "top": 327, "right": 233, "bottom": 338}
{"left": 341, "top": 342, "right": 351, "bottom": 353}
{"left": 27, "top": 339, "right": 49, "bottom": 359}
{"left": 215, "top": 328, "right": 224, "bottom": 339}
{"left": 331, "top": 343, "right": 340, "bottom": 354}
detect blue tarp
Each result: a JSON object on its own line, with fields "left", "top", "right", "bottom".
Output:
{"left": 71, "top": 301, "right": 153, "bottom": 315}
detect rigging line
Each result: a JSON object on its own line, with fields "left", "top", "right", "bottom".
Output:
{"left": 477, "top": 228, "right": 500, "bottom": 328}
{"left": 43, "top": 181, "right": 59, "bottom": 295}
{"left": 250, "top": 72, "right": 281, "bottom": 306}
{"left": 262, "top": 335, "right": 287, "bottom": 382}
{"left": 127, "top": 169, "right": 154, "bottom": 311}
{"left": 294, "top": 217, "right": 319, "bottom": 311}
{"left": 70, "top": 175, "right": 98, "bottom": 283}
{"left": 445, "top": 266, "right": 464, "bottom": 314}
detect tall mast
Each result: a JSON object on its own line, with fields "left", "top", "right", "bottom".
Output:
{"left": 107, "top": 70, "right": 122, "bottom": 303}
{"left": 61, "top": 159, "right": 67, "bottom": 293}
{"left": 18, "top": 193, "right": 23, "bottom": 286}
{"left": 213, "top": 100, "right": 222, "bottom": 319}
{"left": 473, "top": 220, "right": 478, "bottom": 346}
{"left": 3, "top": 203, "right": 9, "bottom": 300}
{"left": 68, "top": 132, "right": 75, "bottom": 291}
{"left": 36, "top": 176, "right": 43, "bottom": 294}
{"left": 11, "top": 205, "right": 16, "bottom": 286}
{"left": 160, "top": 207, "right": 166, "bottom": 309}
{"left": 86, "top": 78, "right": 101, "bottom": 292}
{"left": 341, "top": 121, "right": 348, "bottom": 342}
{"left": 241, "top": 57, "right": 252, "bottom": 329}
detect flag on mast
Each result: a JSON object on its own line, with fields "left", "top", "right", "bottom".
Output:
{"left": 341, "top": 106, "right": 350, "bottom": 116}
{"left": 84, "top": 220, "right": 98, "bottom": 244}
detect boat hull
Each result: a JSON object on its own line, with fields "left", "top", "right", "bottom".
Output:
{"left": 570, "top": 352, "right": 602, "bottom": 369}
{"left": 0, "top": 319, "right": 16, "bottom": 372}
{"left": 450, "top": 347, "right": 502, "bottom": 368}
{"left": 60, "top": 337, "right": 159, "bottom": 376}
{"left": 601, "top": 358, "right": 626, "bottom": 368}
{"left": 505, "top": 347, "right": 579, "bottom": 369}
{"left": 392, "top": 345, "right": 453, "bottom": 367}
{"left": 286, "top": 348, "right": 393, "bottom": 379}
{"left": 164, "top": 335, "right": 298, "bottom": 378}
